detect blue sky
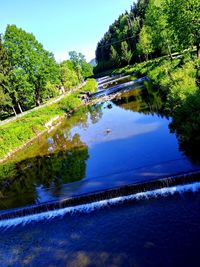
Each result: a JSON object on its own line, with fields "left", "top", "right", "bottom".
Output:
{"left": 0, "top": 0, "right": 134, "bottom": 62}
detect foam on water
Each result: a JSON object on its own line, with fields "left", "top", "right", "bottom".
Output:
{"left": 0, "top": 181, "right": 200, "bottom": 229}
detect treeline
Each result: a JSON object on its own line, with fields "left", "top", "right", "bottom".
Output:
{"left": 0, "top": 25, "right": 93, "bottom": 119}
{"left": 95, "top": 0, "right": 199, "bottom": 73}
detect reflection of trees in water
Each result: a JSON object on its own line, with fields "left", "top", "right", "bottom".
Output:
{"left": 0, "top": 133, "right": 88, "bottom": 209}
{"left": 169, "top": 92, "right": 200, "bottom": 164}
{"left": 88, "top": 103, "right": 104, "bottom": 124}
{"left": 113, "top": 83, "right": 200, "bottom": 165}
{"left": 112, "top": 82, "right": 165, "bottom": 116}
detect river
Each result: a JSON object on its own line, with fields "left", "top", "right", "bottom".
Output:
{"left": 0, "top": 75, "right": 200, "bottom": 266}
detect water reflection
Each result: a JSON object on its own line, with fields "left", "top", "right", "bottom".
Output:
{"left": 0, "top": 78, "right": 199, "bottom": 210}
{"left": 0, "top": 134, "right": 88, "bottom": 209}
{"left": 113, "top": 81, "right": 164, "bottom": 116}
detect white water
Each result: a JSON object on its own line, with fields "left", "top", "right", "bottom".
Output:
{"left": 0, "top": 182, "right": 200, "bottom": 229}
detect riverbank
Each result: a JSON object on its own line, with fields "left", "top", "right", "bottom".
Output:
{"left": 109, "top": 56, "right": 200, "bottom": 148}
{"left": 0, "top": 79, "right": 97, "bottom": 162}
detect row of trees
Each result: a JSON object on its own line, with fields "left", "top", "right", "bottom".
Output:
{"left": 95, "top": 0, "right": 200, "bottom": 72}
{"left": 0, "top": 25, "right": 93, "bottom": 118}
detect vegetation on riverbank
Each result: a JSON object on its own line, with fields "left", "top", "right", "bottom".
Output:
{"left": 94, "top": 0, "right": 200, "bottom": 159}
{"left": 0, "top": 25, "right": 93, "bottom": 119}
{"left": 0, "top": 79, "right": 96, "bottom": 161}
{"left": 110, "top": 56, "right": 200, "bottom": 158}
{"left": 95, "top": 0, "right": 199, "bottom": 73}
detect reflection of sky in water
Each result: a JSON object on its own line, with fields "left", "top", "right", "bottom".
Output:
{"left": 70, "top": 103, "right": 162, "bottom": 147}
{"left": 65, "top": 102, "right": 187, "bottom": 179}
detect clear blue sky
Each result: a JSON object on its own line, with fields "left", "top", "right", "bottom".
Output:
{"left": 0, "top": 0, "right": 134, "bottom": 62}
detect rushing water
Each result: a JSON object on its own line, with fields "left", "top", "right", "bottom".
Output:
{"left": 0, "top": 76, "right": 200, "bottom": 210}
{"left": 0, "top": 189, "right": 200, "bottom": 267}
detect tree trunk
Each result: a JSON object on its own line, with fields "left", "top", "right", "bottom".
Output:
{"left": 167, "top": 43, "right": 173, "bottom": 61}
{"left": 12, "top": 105, "right": 17, "bottom": 116}
{"left": 18, "top": 102, "right": 23, "bottom": 113}
{"left": 35, "top": 88, "right": 41, "bottom": 106}
{"left": 197, "top": 43, "right": 200, "bottom": 58}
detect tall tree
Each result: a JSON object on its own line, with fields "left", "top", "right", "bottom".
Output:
{"left": 59, "top": 60, "right": 79, "bottom": 90}
{"left": 0, "top": 34, "right": 12, "bottom": 115}
{"left": 69, "top": 51, "right": 93, "bottom": 79}
{"left": 4, "top": 25, "right": 59, "bottom": 107}
{"left": 166, "top": 0, "right": 200, "bottom": 57}
{"left": 121, "top": 41, "right": 133, "bottom": 65}
{"left": 144, "top": 0, "right": 174, "bottom": 59}
{"left": 110, "top": 45, "right": 120, "bottom": 66}
{"left": 138, "top": 25, "right": 154, "bottom": 60}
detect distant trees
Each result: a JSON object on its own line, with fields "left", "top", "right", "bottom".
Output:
{"left": 69, "top": 51, "right": 93, "bottom": 81}
{"left": 94, "top": 0, "right": 199, "bottom": 73}
{"left": 95, "top": 0, "right": 149, "bottom": 72}
{"left": 59, "top": 60, "right": 79, "bottom": 89}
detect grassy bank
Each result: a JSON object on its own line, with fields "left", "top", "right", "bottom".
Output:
{"left": 112, "top": 56, "right": 200, "bottom": 155}
{"left": 0, "top": 79, "right": 96, "bottom": 161}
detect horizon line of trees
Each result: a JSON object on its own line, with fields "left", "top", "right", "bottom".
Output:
{"left": 0, "top": 24, "right": 93, "bottom": 119}
{"left": 95, "top": 0, "right": 200, "bottom": 73}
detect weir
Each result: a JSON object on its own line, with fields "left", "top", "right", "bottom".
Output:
{"left": 96, "top": 74, "right": 125, "bottom": 86}
{"left": 0, "top": 170, "right": 200, "bottom": 225}
{"left": 90, "top": 76, "right": 148, "bottom": 98}
{"left": 98, "top": 74, "right": 132, "bottom": 89}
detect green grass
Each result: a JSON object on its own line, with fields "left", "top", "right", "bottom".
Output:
{"left": 0, "top": 79, "right": 97, "bottom": 160}
{"left": 112, "top": 56, "right": 200, "bottom": 145}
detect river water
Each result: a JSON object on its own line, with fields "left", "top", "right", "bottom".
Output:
{"left": 0, "top": 76, "right": 199, "bottom": 210}
{"left": 0, "top": 75, "right": 200, "bottom": 266}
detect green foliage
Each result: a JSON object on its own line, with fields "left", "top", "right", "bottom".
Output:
{"left": 144, "top": 0, "right": 175, "bottom": 57}
{"left": 95, "top": 0, "right": 199, "bottom": 74}
{"left": 4, "top": 24, "right": 60, "bottom": 107}
{"left": 0, "top": 79, "right": 96, "bottom": 159}
{"left": 0, "top": 35, "right": 12, "bottom": 114}
{"left": 59, "top": 60, "right": 79, "bottom": 90}
{"left": 110, "top": 45, "right": 120, "bottom": 67}
{"left": 69, "top": 51, "right": 93, "bottom": 80}
{"left": 95, "top": 0, "right": 149, "bottom": 73}
{"left": 138, "top": 25, "right": 154, "bottom": 60}
{"left": 80, "top": 79, "right": 97, "bottom": 93}
{"left": 121, "top": 41, "right": 132, "bottom": 65}
{"left": 81, "top": 61, "right": 93, "bottom": 77}
{"left": 165, "top": 0, "right": 200, "bottom": 56}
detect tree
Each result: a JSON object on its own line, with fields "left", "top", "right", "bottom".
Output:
{"left": 166, "top": 0, "right": 200, "bottom": 57}
{"left": 144, "top": 0, "right": 174, "bottom": 59}
{"left": 121, "top": 41, "right": 133, "bottom": 65}
{"left": 69, "top": 51, "right": 85, "bottom": 81}
{"left": 81, "top": 61, "right": 93, "bottom": 77}
{"left": 138, "top": 25, "right": 154, "bottom": 60}
{"left": 95, "top": 0, "right": 150, "bottom": 73}
{"left": 110, "top": 45, "right": 120, "bottom": 66}
{"left": 0, "top": 34, "right": 13, "bottom": 116}
{"left": 69, "top": 51, "right": 93, "bottom": 79}
{"left": 59, "top": 60, "right": 79, "bottom": 90}
{"left": 4, "top": 25, "right": 60, "bottom": 107}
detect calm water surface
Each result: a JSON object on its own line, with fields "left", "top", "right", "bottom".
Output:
{"left": 0, "top": 80, "right": 199, "bottom": 210}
